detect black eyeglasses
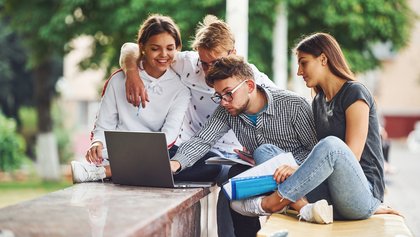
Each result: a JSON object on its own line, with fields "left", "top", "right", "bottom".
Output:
{"left": 211, "top": 80, "right": 248, "bottom": 104}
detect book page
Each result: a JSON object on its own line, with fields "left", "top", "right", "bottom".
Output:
{"left": 223, "top": 152, "right": 297, "bottom": 200}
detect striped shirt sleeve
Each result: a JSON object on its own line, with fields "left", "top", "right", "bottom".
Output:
{"left": 172, "top": 106, "right": 231, "bottom": 170}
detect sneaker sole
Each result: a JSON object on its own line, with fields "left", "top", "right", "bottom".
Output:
{"left": 312, "top": 200, "right": 333, "bottom": 224}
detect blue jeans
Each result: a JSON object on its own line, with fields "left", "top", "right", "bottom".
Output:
{"left": 265, "top": 136, "right": 381, "bottom": 220}
{"left": 228, "top": 145, "right": 286, "bottom": 237}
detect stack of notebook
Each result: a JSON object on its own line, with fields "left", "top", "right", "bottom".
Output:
{"left": 223, "top": 152, "right": 298, "bottom": 200}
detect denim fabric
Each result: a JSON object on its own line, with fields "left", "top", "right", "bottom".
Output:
{"left": 269, "top": 136, "right": 381, "bottom": 220}
{"left": 253, "top": 144, "right": 286, "bottom": 165}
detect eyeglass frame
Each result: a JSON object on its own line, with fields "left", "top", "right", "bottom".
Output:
{"left": 211, "top": 80, "right": 248, "bottom": 104}
{"left": 197, "top": 49, "right": 233, "bottom": 71}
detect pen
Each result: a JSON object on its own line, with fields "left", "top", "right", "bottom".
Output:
{"left": 136, "top": 106, "right": 141, "bottom": 116}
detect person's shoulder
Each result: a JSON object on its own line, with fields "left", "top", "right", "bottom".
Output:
{"left": 164, "top": 68, "right": 189, "bottom": 91}
{"left": 107, "top": 69, "right": 126, "bottom": 84}
{"left": 266, "top": 88, "right": 311, "bottom": 111}
{"left": 174, "top": 51, "right": 199, "bottom": 64}
{"left": 344, "top": 81, "right": 373, "bottom": 98}
{"left": 346, "top": 80, "right": 365, "bottom": 89}
{"left": 270, "top": 88, "right": 308, "bottom": 103}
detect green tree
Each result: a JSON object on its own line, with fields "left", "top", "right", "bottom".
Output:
{"left": 0, "top": 112, "right": 27, "bottom": 172}
{"left": 0, "top": 0, "right": 226, "bottom": 179}
{"left": 2, "top": 1, "right": 67, "bottom": 180}
{"left": 0, "top": 0, "right": 415, "bottom": 179}
{"left": 0, "top": 18, "right": 34, "bottom": 126}
{"left": 247, "top": 0, "right": 415, "bottom": 78}
{"left": 285, "top": 0, "right": 415, "bottom": 73}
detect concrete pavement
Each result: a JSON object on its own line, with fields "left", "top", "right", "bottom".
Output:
{"left": 384, "top": 139, "right": 420, "bottom": 236}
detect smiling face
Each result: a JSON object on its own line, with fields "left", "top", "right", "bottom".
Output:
{"left": 296, "top": 51, "right": 327, "bottom": 88}
{"left": 140, "top": 32, "right": 176, "bottom": 78}
{"left": 212, "top": 76, "right": 251, "bottom": 116}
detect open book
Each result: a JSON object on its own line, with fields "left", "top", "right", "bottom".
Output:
{"left": 205, "top": 156, "right": 254, "bottom": 167}
{"left": 222, "top": 152, "right": 297, "bottom": 200}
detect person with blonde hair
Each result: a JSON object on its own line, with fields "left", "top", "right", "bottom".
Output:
{"left": 119, "top": 15, "right": 278, "bottom": 237}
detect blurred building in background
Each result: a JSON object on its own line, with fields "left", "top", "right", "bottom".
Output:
{"left": 58, "top": 36, "right": 104, "bottom": 161}
{"left": 375, "top": 0, "right": 420, "bottom": 138}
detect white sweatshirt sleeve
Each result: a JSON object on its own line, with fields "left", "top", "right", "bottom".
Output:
{"left": 161, "top": 86, "right": 191, "bottom": 146}
{"left": 119, "top": 42, "right": 139, "bottom": 71}
{"left": 91, "top": 80, "right": 119, "bottom": 148}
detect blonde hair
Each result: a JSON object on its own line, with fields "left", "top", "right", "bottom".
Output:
{"left": 191, "top": 15, "right": 235, "bottom": 54}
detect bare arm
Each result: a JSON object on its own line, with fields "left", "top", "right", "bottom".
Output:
{"left": 119, "top": 43, "right": 149, "bottom": 108}
{"left": 345, "top": 100, "right": 369, "bottom": 161}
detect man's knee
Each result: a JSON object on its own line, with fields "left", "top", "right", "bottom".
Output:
{"left": 253, "top": 144, "right": 284, "bottom": 165}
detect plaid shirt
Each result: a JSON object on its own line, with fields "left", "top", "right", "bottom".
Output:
{"left": 173, "top": 86, "right": 318, "bottom": 171}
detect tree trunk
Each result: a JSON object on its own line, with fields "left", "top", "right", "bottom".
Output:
{"left": 33, "top": 61, "right": 61, "bottom": 181}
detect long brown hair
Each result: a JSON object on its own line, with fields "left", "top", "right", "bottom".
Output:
{"left": 294, "top": 33, "right": 355, "bottom": 93}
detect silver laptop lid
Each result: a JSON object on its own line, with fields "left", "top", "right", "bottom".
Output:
{"left": 105, "top": 131, "right": 175, "bottom": 188}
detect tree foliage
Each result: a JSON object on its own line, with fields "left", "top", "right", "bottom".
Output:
{"left": 0, "top": 19, "right": 34, "bottom": 125}
{"left": 286, "top": 0, "right": 415, "bottom": 73}
{"left": 1, "top": 0, "right": 415, "bottom": 83}
{"left": 0, "top": 112, "right": 27, "bottom": 172}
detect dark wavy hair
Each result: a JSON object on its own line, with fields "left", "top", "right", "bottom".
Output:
{"left": 205, "top": 55, "right": 253, "bottom": 86}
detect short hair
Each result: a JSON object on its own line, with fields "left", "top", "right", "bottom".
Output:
{"left": 137, "top": 14, "right": 182, "bottom": 59}
{"left": 191, "top": 15, "right": 235, "bottom": 54}
{"left": 205, "top": 55, "right": 254, "bottom": 86}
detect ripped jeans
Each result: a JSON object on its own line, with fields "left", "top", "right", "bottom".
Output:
{"left": 255, "top": 136, "right": 381, "bottom": 220}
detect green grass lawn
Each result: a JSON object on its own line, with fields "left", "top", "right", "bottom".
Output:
{"left": 0, "top": 180, "right": 72, "bottom": 208}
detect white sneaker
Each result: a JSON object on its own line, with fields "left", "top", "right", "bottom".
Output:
{"left": 299, "top": 199, "right": 333, "bottom": 224}
{"left": 71, "top": 161, "right": 106, "bottom": 183}
{"left": 231, "top": 196, "right": 271, "bottom": 217}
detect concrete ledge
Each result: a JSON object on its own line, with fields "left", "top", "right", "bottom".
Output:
{"left": 0, "top": 182, "right": 213, "bottom": 237}
{"left": 258, "top": 212, "right": 413, "bottom": 237}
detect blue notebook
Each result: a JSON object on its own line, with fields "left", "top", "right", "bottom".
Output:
{"left": 222, "top": 152, "right": 297, "bottom": 200}
{"left": 230, "top": 175, "right": 277, "bottom": 200}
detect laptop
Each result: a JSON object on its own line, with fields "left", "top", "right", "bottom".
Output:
{"left": 104, "top": 131, "right": 213, "bottom": 188}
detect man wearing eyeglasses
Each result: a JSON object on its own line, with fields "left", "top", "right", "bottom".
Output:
{"left": 170, "top": 55, "right": 316, "bottom": 173}
{"left": 120, "top": 15, "right": 276, "bottom": 167}
{"left": 171, "top": 55, "right": 317, "bottom": 237}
